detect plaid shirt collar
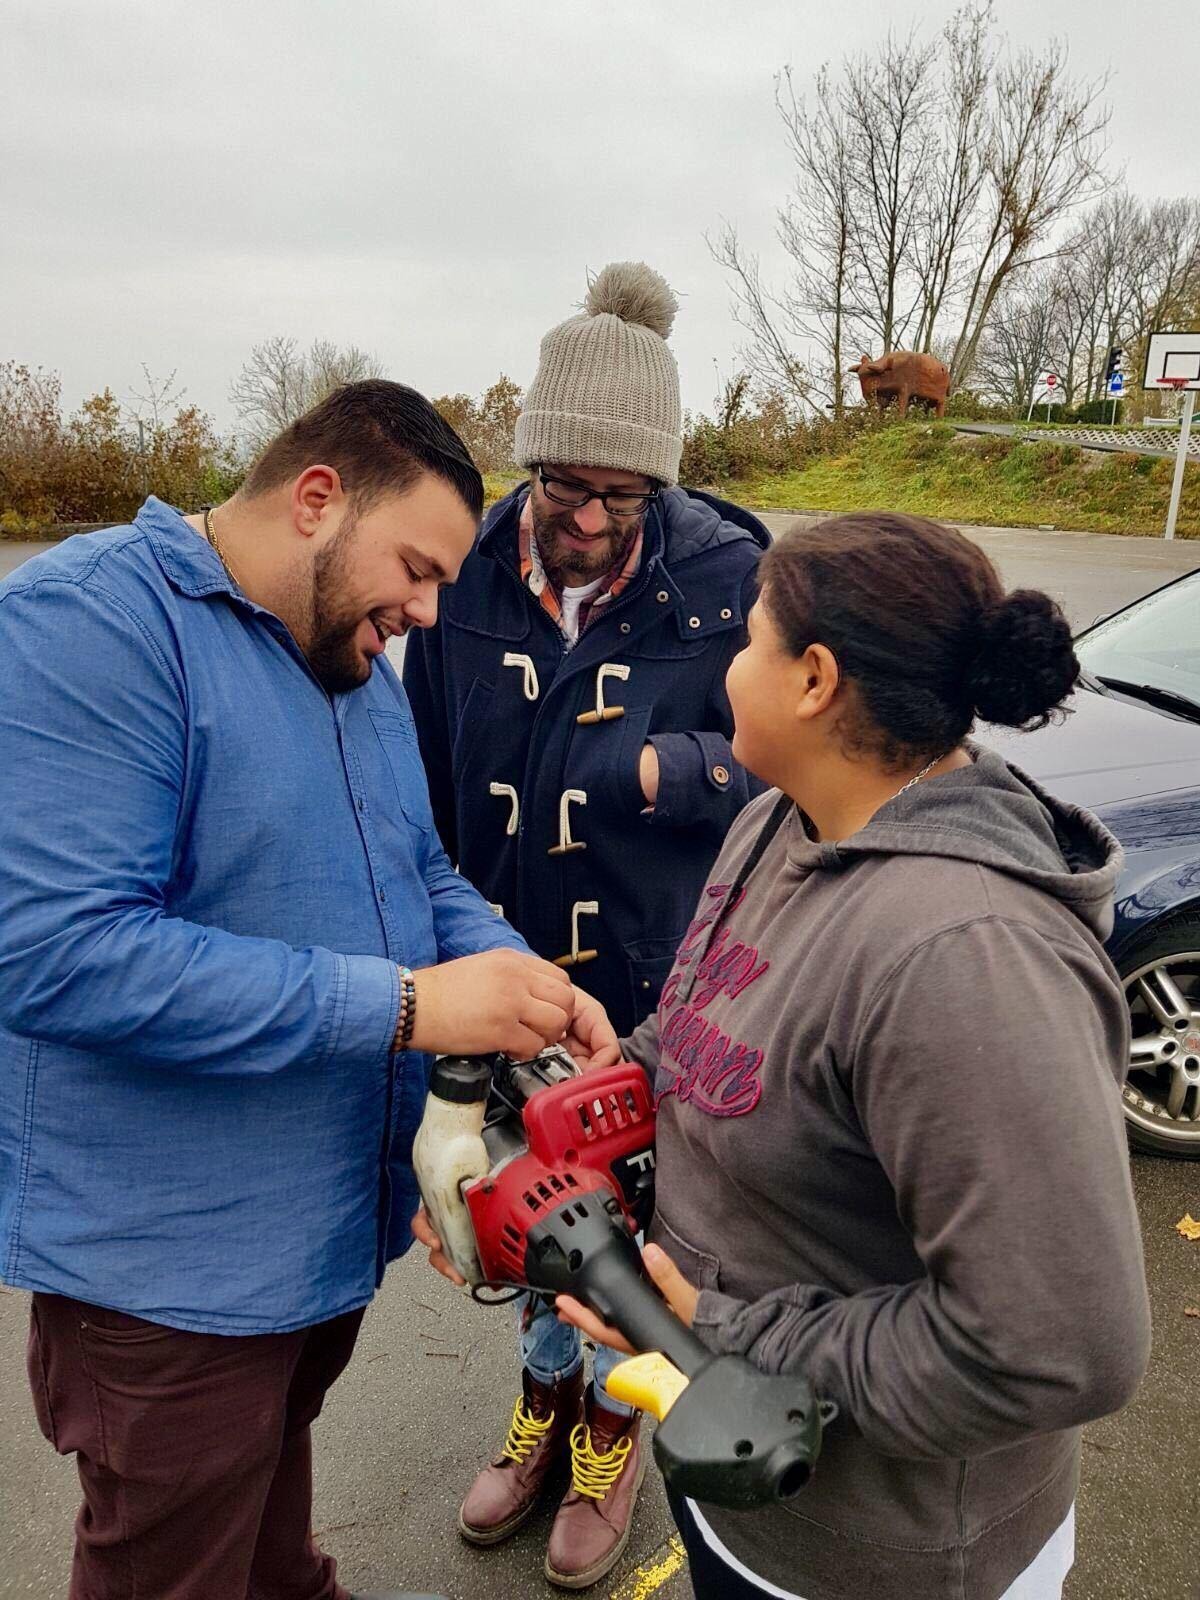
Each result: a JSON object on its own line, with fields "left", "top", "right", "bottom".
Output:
{"left": 517, "top": 493, "right": 643, "bottom": 638}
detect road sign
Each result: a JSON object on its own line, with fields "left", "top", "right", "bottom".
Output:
{"left": 1109, "top": 373, "right": 1124, "bottom": 395}
{"left": 1027, "top": 379, "right": 1064, "bottom": 422}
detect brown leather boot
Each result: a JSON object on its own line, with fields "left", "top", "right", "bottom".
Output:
{"left": 458, "top": 1367, "right": 584, "bottom": 1546}
{"left": 544, "top": 1388, "right": 646, "bottom": 1589}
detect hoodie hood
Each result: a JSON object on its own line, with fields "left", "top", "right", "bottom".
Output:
{"left": 787, "top": 744, "right": 1124, "bottom": 944}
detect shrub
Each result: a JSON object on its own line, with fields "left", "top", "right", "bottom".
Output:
{"left": 431, "top": 376, "right": 522, "bottom": 474}
{"left": 680, "top": 387, "right": 811, "bottom": 482}
{"left": 0, "top": 508, "right": 40, "bottom": 537}
{"left": 946, "top": 391, "right": 1015, "bottom": 421}
{"left": 970, "top": 432, "right": 1015, "bottom": 461}
{"left": 1023, "top": 442, "right": 1081, "bottom": 471}
{"left": 680, "top": 392, "right": 900, "bottom": 485}
{"left": 897, "top": 423, "right": 955, "bottom": 461}
{"left": 0, "top": 361, "right": 241, "bottom": 529}
{"left": 1065, "top": 399, "right": 1124, "bottom": 425}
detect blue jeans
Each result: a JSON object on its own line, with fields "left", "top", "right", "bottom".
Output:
{"left": 516, "top": 1292, "right": 634, "bottom": 1418}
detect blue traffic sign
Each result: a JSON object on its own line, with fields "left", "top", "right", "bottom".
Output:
{"left": 1109, "top": 373, "right": 1125, "bottom": 394}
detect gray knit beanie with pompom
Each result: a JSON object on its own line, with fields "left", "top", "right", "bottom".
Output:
{"left": 513, "top": 262, "right": 683, "bottom": 484}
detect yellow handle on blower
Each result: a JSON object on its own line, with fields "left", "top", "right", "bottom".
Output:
{"left": 605, "top": 1351, "right": 691, "bottom": 1420}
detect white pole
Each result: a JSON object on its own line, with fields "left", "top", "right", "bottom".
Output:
{"left": 1164, "top": 389, "right": 1195, "bottom": 542}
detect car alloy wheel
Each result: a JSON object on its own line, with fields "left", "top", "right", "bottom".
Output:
{"left": 1121, "top": 919, "right": 1200, "bottom": 1157}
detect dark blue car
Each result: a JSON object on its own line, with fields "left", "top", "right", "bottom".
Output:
{"left": 984, "top": 567, "right": 1200, "bottom": 1159}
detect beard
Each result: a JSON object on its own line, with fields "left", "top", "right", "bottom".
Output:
{"left": 303, "top": 517, "right": 375, "bottom": 695}
{"left": 530, "top": 496, "right": 642, "bottom": 588}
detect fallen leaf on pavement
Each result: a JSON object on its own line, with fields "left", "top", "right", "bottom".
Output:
{"left": 1185, "top": 1307, "right": 1200, "bottom": 1319}
{"left": 1175, "top": 1214, "right": 1200, "bottom": 1241}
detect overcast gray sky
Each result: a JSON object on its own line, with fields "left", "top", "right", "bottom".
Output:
{"left": 3, "top": 0, "right": 1197, "bottom": 431}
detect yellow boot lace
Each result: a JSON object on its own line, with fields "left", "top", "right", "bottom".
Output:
{"left": 500, "top": 1398, "right": 555, "bottom": 1465}
{"left": 568, "top": 1421, "right": 633, "bottom": 1500}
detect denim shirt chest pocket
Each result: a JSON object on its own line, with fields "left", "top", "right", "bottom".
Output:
{"left": 366, "top": 710, "right": 437, "bottom": 840}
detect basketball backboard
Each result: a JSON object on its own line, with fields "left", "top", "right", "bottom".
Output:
{"left": 1142, "top": 330, "right": 1200, "bottom": 392}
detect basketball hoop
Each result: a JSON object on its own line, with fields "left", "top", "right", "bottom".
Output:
{"left": 1157, "top": 376, "right": 1190, "bottom": 391}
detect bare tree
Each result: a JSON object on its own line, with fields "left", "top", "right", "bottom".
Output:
{"left": 229, "top": 337, "right": 384, "bottom": 445}
{"left": 127, "top": 365, "right": 186, "bottom": 430}
{"left": 706, "top": 222, "right": 821, "bottom": 410}
{"left": 1068, "top": 192, "right": 1144, "bottom": 401}
{"left": 911, "top": 5, "right": 992, "bottom": 353}
{"left": 973, "top": 272, "right": 1061, "bottom": 411}
{"left": 773, "top": 65, "right": 857, "bottom": 411}
{"left": 1048, "top": 250, "right": 1103, "bottom": 405}
{"left": 1139, "top": 199, "right": 1200, "bottom": 324}
{"left": 1130, "top": 198, "right": 1200, "bottom": 407}
{"left": 947, "top": 43, "right": 1110, "bottom": 387}
{"left": 710, "top": 36, "right": 936, "bottom": 414}
{"left": 841, "top": 30, "right": 939, "bottom": 353}
{"left": 1040, "top": 195, "right": 1200, "bottom": 409}
{"left": 711, "top": 7, "right": 1111, "bottom": 412}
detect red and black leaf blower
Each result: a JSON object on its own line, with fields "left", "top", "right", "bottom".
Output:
{"left": 412, "top": 1048, "right": 830, "bottom": 1511}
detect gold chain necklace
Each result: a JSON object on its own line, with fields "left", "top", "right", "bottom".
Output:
{"left": 892, "top": 753, "right": 943, "bottom": 802}
{"left": 203, "top": 505, "right": 244, "bottom": 591}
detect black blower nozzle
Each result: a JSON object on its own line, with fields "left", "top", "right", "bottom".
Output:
{"left": 524, "top": 1191, "right": 826, "bottom": 1509}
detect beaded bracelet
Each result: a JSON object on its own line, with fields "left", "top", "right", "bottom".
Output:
{"left": 396, "top": 966, "right": 417, "bottom": 1050}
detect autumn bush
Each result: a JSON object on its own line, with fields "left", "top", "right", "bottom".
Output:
{"left": 432, "top": 376, "right": 522, "bottom": 475}
{"left": 0, "top": 363, "right": 243, "bottom": 532}
{"left": 680, "top": 383, "right": 901, "bottom": 486}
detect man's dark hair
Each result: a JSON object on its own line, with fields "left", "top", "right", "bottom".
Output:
{"left": 241, "top": 380, "right": 483, "bottom": 519}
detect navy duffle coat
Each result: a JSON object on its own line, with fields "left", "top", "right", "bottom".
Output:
{"left": 402, "top": 483, "right": 769, "bottom": 1035}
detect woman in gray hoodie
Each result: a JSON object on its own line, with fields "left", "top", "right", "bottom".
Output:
{"left": 558, "top": 512, "right": 1151, "bottom": 1600}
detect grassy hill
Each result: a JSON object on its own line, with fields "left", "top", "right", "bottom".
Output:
{"left": 713, "top": 422, "right": 1199, "bottom": 537}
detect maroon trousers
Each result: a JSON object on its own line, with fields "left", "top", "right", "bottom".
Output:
{"left": 27, "top": 1292, "right": 366, "bottom": 1600}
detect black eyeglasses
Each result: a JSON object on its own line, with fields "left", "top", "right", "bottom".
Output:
{"left": 537, "top": 468, "right": 659, "bottom": 518}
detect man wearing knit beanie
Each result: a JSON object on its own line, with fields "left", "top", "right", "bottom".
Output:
{"left": 404, "top": 263, "right": 768, "bottom": 1589}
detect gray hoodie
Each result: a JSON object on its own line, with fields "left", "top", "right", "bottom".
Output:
{"left": 624, "top": 746, "right": 1150, "bottom": 1600}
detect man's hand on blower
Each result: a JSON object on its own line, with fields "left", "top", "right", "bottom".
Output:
{"left": 411, "top": 1206, "right": 466, "bottom": 1287}
{"left": 555, "top": 1243, "right": 699, "bottom": 1352}
{"left": 410, "top": 949, "right": 574, "bottom": 1059}
{"left": 564, "top": 986, "right": 621, "bottom": 1071}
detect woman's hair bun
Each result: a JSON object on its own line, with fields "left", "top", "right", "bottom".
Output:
{"left": 967, "top": 589, "right": 1079, "bottom": 729}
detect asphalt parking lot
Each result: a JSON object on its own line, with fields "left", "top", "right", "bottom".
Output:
{"left": 1, "top": 523, "right": 1198, "bottom": 1600}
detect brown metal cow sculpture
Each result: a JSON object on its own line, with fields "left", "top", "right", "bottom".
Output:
{"left": 852, "top": 351, "right": 950, "bottom": 418}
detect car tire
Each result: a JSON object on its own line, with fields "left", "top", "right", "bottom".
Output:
{"left": 1118, "top": 912, "right": 1200, "bottom": 1159}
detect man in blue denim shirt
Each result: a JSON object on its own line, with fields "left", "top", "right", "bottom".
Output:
{"left": 0, "top": 381, "right": 616, "bottom": 1600}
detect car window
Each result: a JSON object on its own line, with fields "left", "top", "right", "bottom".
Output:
{"left": 1077, "top": 574, "right": 1200, "bottom": 705}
